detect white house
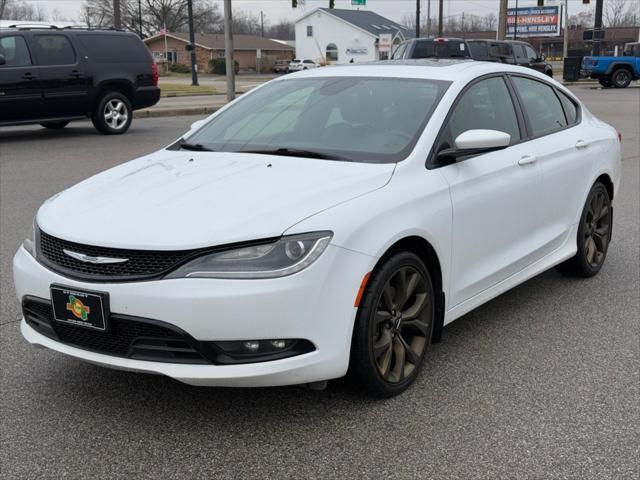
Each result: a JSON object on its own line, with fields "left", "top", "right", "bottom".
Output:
{"left": 294, "top": 8, "right": 413, "bottom": 65}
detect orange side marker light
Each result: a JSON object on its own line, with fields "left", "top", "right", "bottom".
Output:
{"left": 354, "top": 271, "right": 371, "bottom": 307}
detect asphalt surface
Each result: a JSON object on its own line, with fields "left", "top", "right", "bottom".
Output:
{"left": 0, "top": 86, "right": 638, "bottom": 479}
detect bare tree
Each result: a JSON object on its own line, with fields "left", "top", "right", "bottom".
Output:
{"left": 483, "top": 12, "right": 497, "bottom": 31}
{"left": 266, "top": 19, "right": 295, "bottom": 40}
{"left": 604, "top": 0, "right": 637, "bottom": 27}
{"left": 1, "top": 0, "right": 46, "bottom": 21}
{"left": 79, "top": 0, "right": 221, "bottom": 36}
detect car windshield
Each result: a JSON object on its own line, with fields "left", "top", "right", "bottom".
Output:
{"left": 185, "top": 77, "right": 450, "bottom": 163}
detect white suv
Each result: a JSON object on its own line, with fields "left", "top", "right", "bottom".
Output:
{"left": 288, "top": 59, "right": 319, "bottom": 72}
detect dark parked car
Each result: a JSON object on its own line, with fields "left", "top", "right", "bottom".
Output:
{"left": 0, "top": 26, "right": 160, "bottom": 134}
{"left": 392, "top": 37, "right": 471, "bottom": 60}
{"left": 466, "top": 39, "right": 553, "bottom": 77}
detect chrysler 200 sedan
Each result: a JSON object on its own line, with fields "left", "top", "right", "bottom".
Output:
{"left": 14, "top": 60, "right": 621, "bottom": 397}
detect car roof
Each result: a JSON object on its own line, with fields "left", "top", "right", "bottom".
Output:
{"left": 282, "top": 59, "right": 554, "bottom": 85}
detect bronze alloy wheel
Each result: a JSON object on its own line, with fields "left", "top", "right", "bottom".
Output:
{"left": 372, "top": 266, "right": 430, "bottom": 383}
{"left": 556, "top": 182, "right": 612, "bottom": 278}
{"left": 583, "top": 189, "right": 611, "bottom": 268}
{"left": 350, "top": 251, "right": 434, "bottom": 397}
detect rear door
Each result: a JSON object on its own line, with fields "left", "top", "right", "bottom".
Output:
{"left": 0, "top": 33, "right": 42, "bottom": 123}
{"left": 509, "top": 75, "right": 595, "bottom": 257}
{"left": 436, "top": 75, "right": 543, "bottom": 306}
{"left": 30, "top": 33, "right": 89, "bottom": 118}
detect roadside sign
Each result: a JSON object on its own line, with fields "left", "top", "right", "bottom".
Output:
{"left": 352, "top": 0, "right": 366, "bottom": 5}
{"left": 378, "top": 33, "right": 393, "bottom": 53}
{"left": 507, "top": 6, "right": 560, "bottom": 37}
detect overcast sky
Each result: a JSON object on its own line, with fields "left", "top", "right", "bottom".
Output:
{"left": 17, "top": 0, "right": 594, "bottom": 24}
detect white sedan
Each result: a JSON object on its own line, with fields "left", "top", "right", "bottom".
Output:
{"left": 14, "top": 60, "right": 621, "bottom": 397}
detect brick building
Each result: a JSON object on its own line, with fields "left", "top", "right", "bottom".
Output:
{"left": 144, "top": 32, "right": 295, "bottom": 72}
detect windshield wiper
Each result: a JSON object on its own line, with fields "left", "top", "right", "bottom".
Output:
{"left": 179, "top": 142, "right": 215, "bottom": 152}
{"left": 239, "top": 148, "right": 351, "bottom": 161}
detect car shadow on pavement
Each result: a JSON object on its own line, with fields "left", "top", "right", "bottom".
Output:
{"left": 0, "top": 126, "right": 110, "bottom": 144}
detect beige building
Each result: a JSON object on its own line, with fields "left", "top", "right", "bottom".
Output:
{"left": 144, "top": 32, "right": 295, "bottom": 72}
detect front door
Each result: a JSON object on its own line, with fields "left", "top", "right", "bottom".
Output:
{"left": 435, "top": 76, "right": 543, "bottom": 306}
{"left": 29, "top": 34, "right": 89, "bottom": 118}
{"left": 0, "top": 34, "right": 42, "bottom": 123}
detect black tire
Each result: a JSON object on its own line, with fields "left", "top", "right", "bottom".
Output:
{"left": 40, "top": 121, "right": 69, "bottom": 129}
{"left": 598, "top": 77, "right": 612, "bottom": 88}
{"left": 91, "top": 91, "right": 132, "bottom": 135}
{"left": 556, "top": 182, "right": 612, "bottom": 278}
{"left": 546, "top": 69, "right": 553, "bottom": 78}
{"left": 611, "top": 68, "right": 632, "bottom": 88}
{"left": 349, "top": 251, "right": 434, "bottom": 397}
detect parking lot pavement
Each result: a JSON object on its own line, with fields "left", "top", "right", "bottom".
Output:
{"left": 0, "top": 87, "right": 638, "bottom": 479}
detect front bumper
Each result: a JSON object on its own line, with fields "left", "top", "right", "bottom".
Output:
{"left": 14, "top": 244, "right": 374, "bottom": 386}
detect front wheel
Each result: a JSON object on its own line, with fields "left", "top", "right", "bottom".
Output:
{"left": 40, "top": 121, "right": 69, "bottom": 129}
{"left": 349, "top": 251, "right": 434, "bottom": 397}
{"left": 556, "top": 182, "right": 612, "bottom": 277}
{"left": 91, "top": 91, "right": 132, "bottom": 135}
{"left": 611, "top": 68, "right": 632, "bottom": 88}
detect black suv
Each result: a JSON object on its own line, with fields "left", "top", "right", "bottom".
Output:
{"left": 392, "top": 37, "right": 471, "bottom": 60}
{"left": 466, "top": 39, "right": 553, "bottom": 77}
{"left": 0, "top": 26, "right": 160, "bottom": 134}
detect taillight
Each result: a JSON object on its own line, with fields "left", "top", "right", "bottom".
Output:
{"left": 152, "top": 63, "right": 159, "bottom": 86}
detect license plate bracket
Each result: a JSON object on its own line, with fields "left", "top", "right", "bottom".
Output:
{"left": 50, "top": 285, "right": 110, "bottom": 332}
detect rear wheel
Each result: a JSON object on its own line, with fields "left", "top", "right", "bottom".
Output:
{"left": 91, "top": 91, "right": 132, "bottom": 135}
{"left": 611, "top": 68, "right": 632, "bottom": 88}
{"left": 598, "top": 77, "right": 612, "bottom": 88}
{"left": 40, "top": 121, "right": 69, "bottom": 129}
{"left": 556, "top": 182, "right": 612, "bottom": 277}
{"left": 350, "top": 251, "right": 434, "bottom": 397}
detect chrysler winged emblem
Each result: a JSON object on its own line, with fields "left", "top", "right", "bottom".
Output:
{"left": 63, "top": 249, "right": 129, "bottom": 264}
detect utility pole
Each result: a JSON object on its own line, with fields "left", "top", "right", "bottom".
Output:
{"left": 513, "top": 0, "right": 519, "bottom": 40}
{"left": 260, "top": 11, "right": 264, "bottom": 37}
{"left": 187, "top": 0, "right": 199, "bottom": 86}
{"left": 416, "top": 0, "right": 420, "bottom": 38}
{"left": 562, "top": 0, "right": 569, "bottom": 60}
{"left": 498, "top": 0, "right": 508, "bottom": 40}
{"left": 426, "top": 0, "right": 431, "bottom": 37}
{"left": 437, "top": 0, "right": 443, "bottom": 36}
{"left": 593, "top": 0, "right": 603, "bottom": 56}
{"left": 224, "top": 0, "right": 235, "bottom": 103}
{"left": 113, "top": 0, "right": 121, "bottom": 29}
{"left": 138, "top": 0, "right": 143, "bottom": 37}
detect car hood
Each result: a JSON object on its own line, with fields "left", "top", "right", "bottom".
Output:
{"left": 37, "top": 150, "right": 395, "bottom": 250}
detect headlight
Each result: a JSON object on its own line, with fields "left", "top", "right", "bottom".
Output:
{"left": 22, "top": 219, "right": 37, "bottom": 258}
{"left": 165, "top": 231, "right": 333, "bottom": 279}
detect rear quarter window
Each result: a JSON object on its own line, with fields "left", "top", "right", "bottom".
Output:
{"left": 77, "top": 34, "right": 151, "bottom": 63}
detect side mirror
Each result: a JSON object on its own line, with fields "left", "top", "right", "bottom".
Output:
{"left": 0, "top": 54, "right": 6, "bottom": 66}
{"left": 190, "top": 119, "right": 206, "bottom": 131}
{"left": 438, "top": 129, "right": 511, "bottom": 161}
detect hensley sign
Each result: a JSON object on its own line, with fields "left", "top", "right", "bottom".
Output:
{"left": 351, "top": 0, "right": 366, "bottom": 5}
{"left": 507, "top": 6, "right": 560, "bottom": 37}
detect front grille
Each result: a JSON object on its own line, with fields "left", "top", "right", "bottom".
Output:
{"left": 37, "top": 229, "right": 207, "bottom": 282}
{"left": 23, "top": 298, "right": 209, "bottom": 364}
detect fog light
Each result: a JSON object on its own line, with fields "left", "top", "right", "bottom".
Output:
{"left": 270, "top": 340, "right": 287, "bottom": 349}
{"left": 242, "top": 341, "right": 260, "bottom": 351}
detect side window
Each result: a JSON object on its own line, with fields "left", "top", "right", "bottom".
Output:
{"left": 442, "top": 76, "right": 521, "bottom": 151}
{"left": 306, "top": 26, "right": 313, "bottom": 37}
{"left": 514, "top": 44, "right": 528, "bottom": 61}
{"left": 512, "top": 76, "right": 567, "bottom": 136}
{"left": 414, "top": 41, "right": 435, "bottom": 59}
{"left": 392, "top": 42, "right": 407, "bottom": 59}
{"left": 34, "top": 35, "right": 76, "bottom": 65}
{"left": 468, "top": 41, "right": 488, "bottom": 59}
{"left": 0, "top": 36, "right": 32, "bottom": 67}
{"left": 525, "top": 45, "right": 538, "bottom": 62}
{"left": 557, "top": 90, "right": 578, "bottom": 125}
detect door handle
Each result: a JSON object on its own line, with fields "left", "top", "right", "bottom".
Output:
{"left": 518, "top": 155, "right": 538, "bottom": 166}
{"left": 22, "top": 72, "right": 36, "bottom": 80}
{"left": 70, "top": 70, "right": 83, "bottom": 77}
{"left": 575, "top": 139, "right": 591, "bottom": 149}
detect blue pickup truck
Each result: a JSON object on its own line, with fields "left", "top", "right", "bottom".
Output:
{"left": 581, "top": 42, "right": 640, "bottom": 88}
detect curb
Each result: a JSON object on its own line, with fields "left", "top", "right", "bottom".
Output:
{"left": 134, "top": 106, "right": 222, "bottom": 119}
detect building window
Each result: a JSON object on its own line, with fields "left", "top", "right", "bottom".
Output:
{"left": 326, "top": 43, "right": 338, "bottom": 62}
{"left": 307, "top": 26, "right": 313, "bottom": 37}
